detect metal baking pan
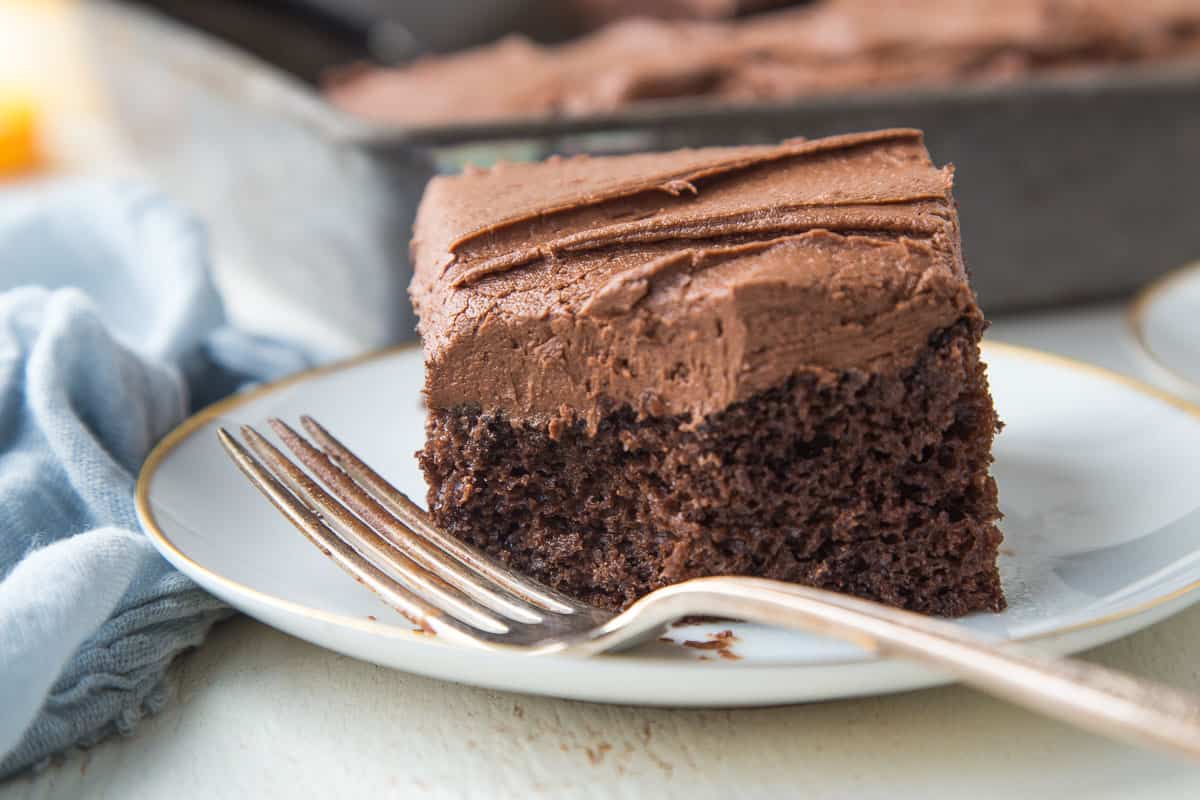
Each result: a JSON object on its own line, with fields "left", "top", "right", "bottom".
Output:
{"left": 85, "top": 1, "right": 1200, "bottom": 349}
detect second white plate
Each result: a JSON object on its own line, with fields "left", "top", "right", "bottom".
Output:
{"left": 1130, "top": 261, "right": 1200, "bottom": 398}
{"left": 135, "top": 342, "right": 1200, "bottom": 706}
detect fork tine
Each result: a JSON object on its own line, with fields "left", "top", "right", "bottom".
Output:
{"left": 268, "top": 419, "right": 547, "bottom": 624}
{"left": 217, "top": 428, "right": 482, "bottom": 645}
{"left": 235, "top": 425, "right": 512, "bottom": 635}
{"left": 298, "top": 415, "right": 582, "bottom": 615}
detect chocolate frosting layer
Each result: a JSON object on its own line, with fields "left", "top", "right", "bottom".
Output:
{"left": 411, "top": 129, "right": 981, "bottom": 429}
{"left": 328, "top": 0, "right": 1200, "bottom": 126}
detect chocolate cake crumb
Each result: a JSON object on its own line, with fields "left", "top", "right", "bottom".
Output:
{"left": 401, "top": 611, "right": 437, "bottom": 635}
{"left": 585, "top": 743, "right": 613, "bottom": 765}
{"left": 682, "top": 629, "right": 743, "bottom": 659}
{"left": 682, "top": 639, "right": 726, "bottom": 650}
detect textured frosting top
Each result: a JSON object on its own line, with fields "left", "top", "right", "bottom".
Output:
{"left": 411, "top": 129, "right": 980, "bottom": 429}
{"left": 328, "top": 0, "right": 1200, "bottom": 126}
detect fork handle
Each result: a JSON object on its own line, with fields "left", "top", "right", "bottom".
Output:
{"left": 658, "top": 577, "right": 1200, "bottom": 760}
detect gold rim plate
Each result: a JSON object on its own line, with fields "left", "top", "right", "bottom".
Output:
{"left": 135, "top": 340, "right": 1200, "bottom": 659}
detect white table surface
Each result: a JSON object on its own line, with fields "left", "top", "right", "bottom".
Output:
{"left": 4, "top": 303, "right": 1199, "bottom": 799}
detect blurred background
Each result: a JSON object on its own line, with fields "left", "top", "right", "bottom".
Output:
{"left": 119, "top": 0, "right": 578, "bottom": 78}
{"left": 2, "top": 0, "right": 1199, "bottom": 359}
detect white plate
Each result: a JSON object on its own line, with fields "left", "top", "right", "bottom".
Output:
{"left": 1130, "top": 261, "right": 1200, "bottom": 399}
{"left": 136, "top": 342, "right": 1200, "bottom": 707}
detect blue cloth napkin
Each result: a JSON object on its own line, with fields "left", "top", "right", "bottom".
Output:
{"left": 0, "top": 181, "right": 312, "bottom": 777}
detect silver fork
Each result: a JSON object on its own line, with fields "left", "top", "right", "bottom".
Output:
{"left": 219, "top": 416, "right": 1200, "bottom": 761}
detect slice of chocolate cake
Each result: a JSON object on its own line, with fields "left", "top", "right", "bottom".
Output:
{"left": 411, "top": 129, "right": 1004, "bottom": 616}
